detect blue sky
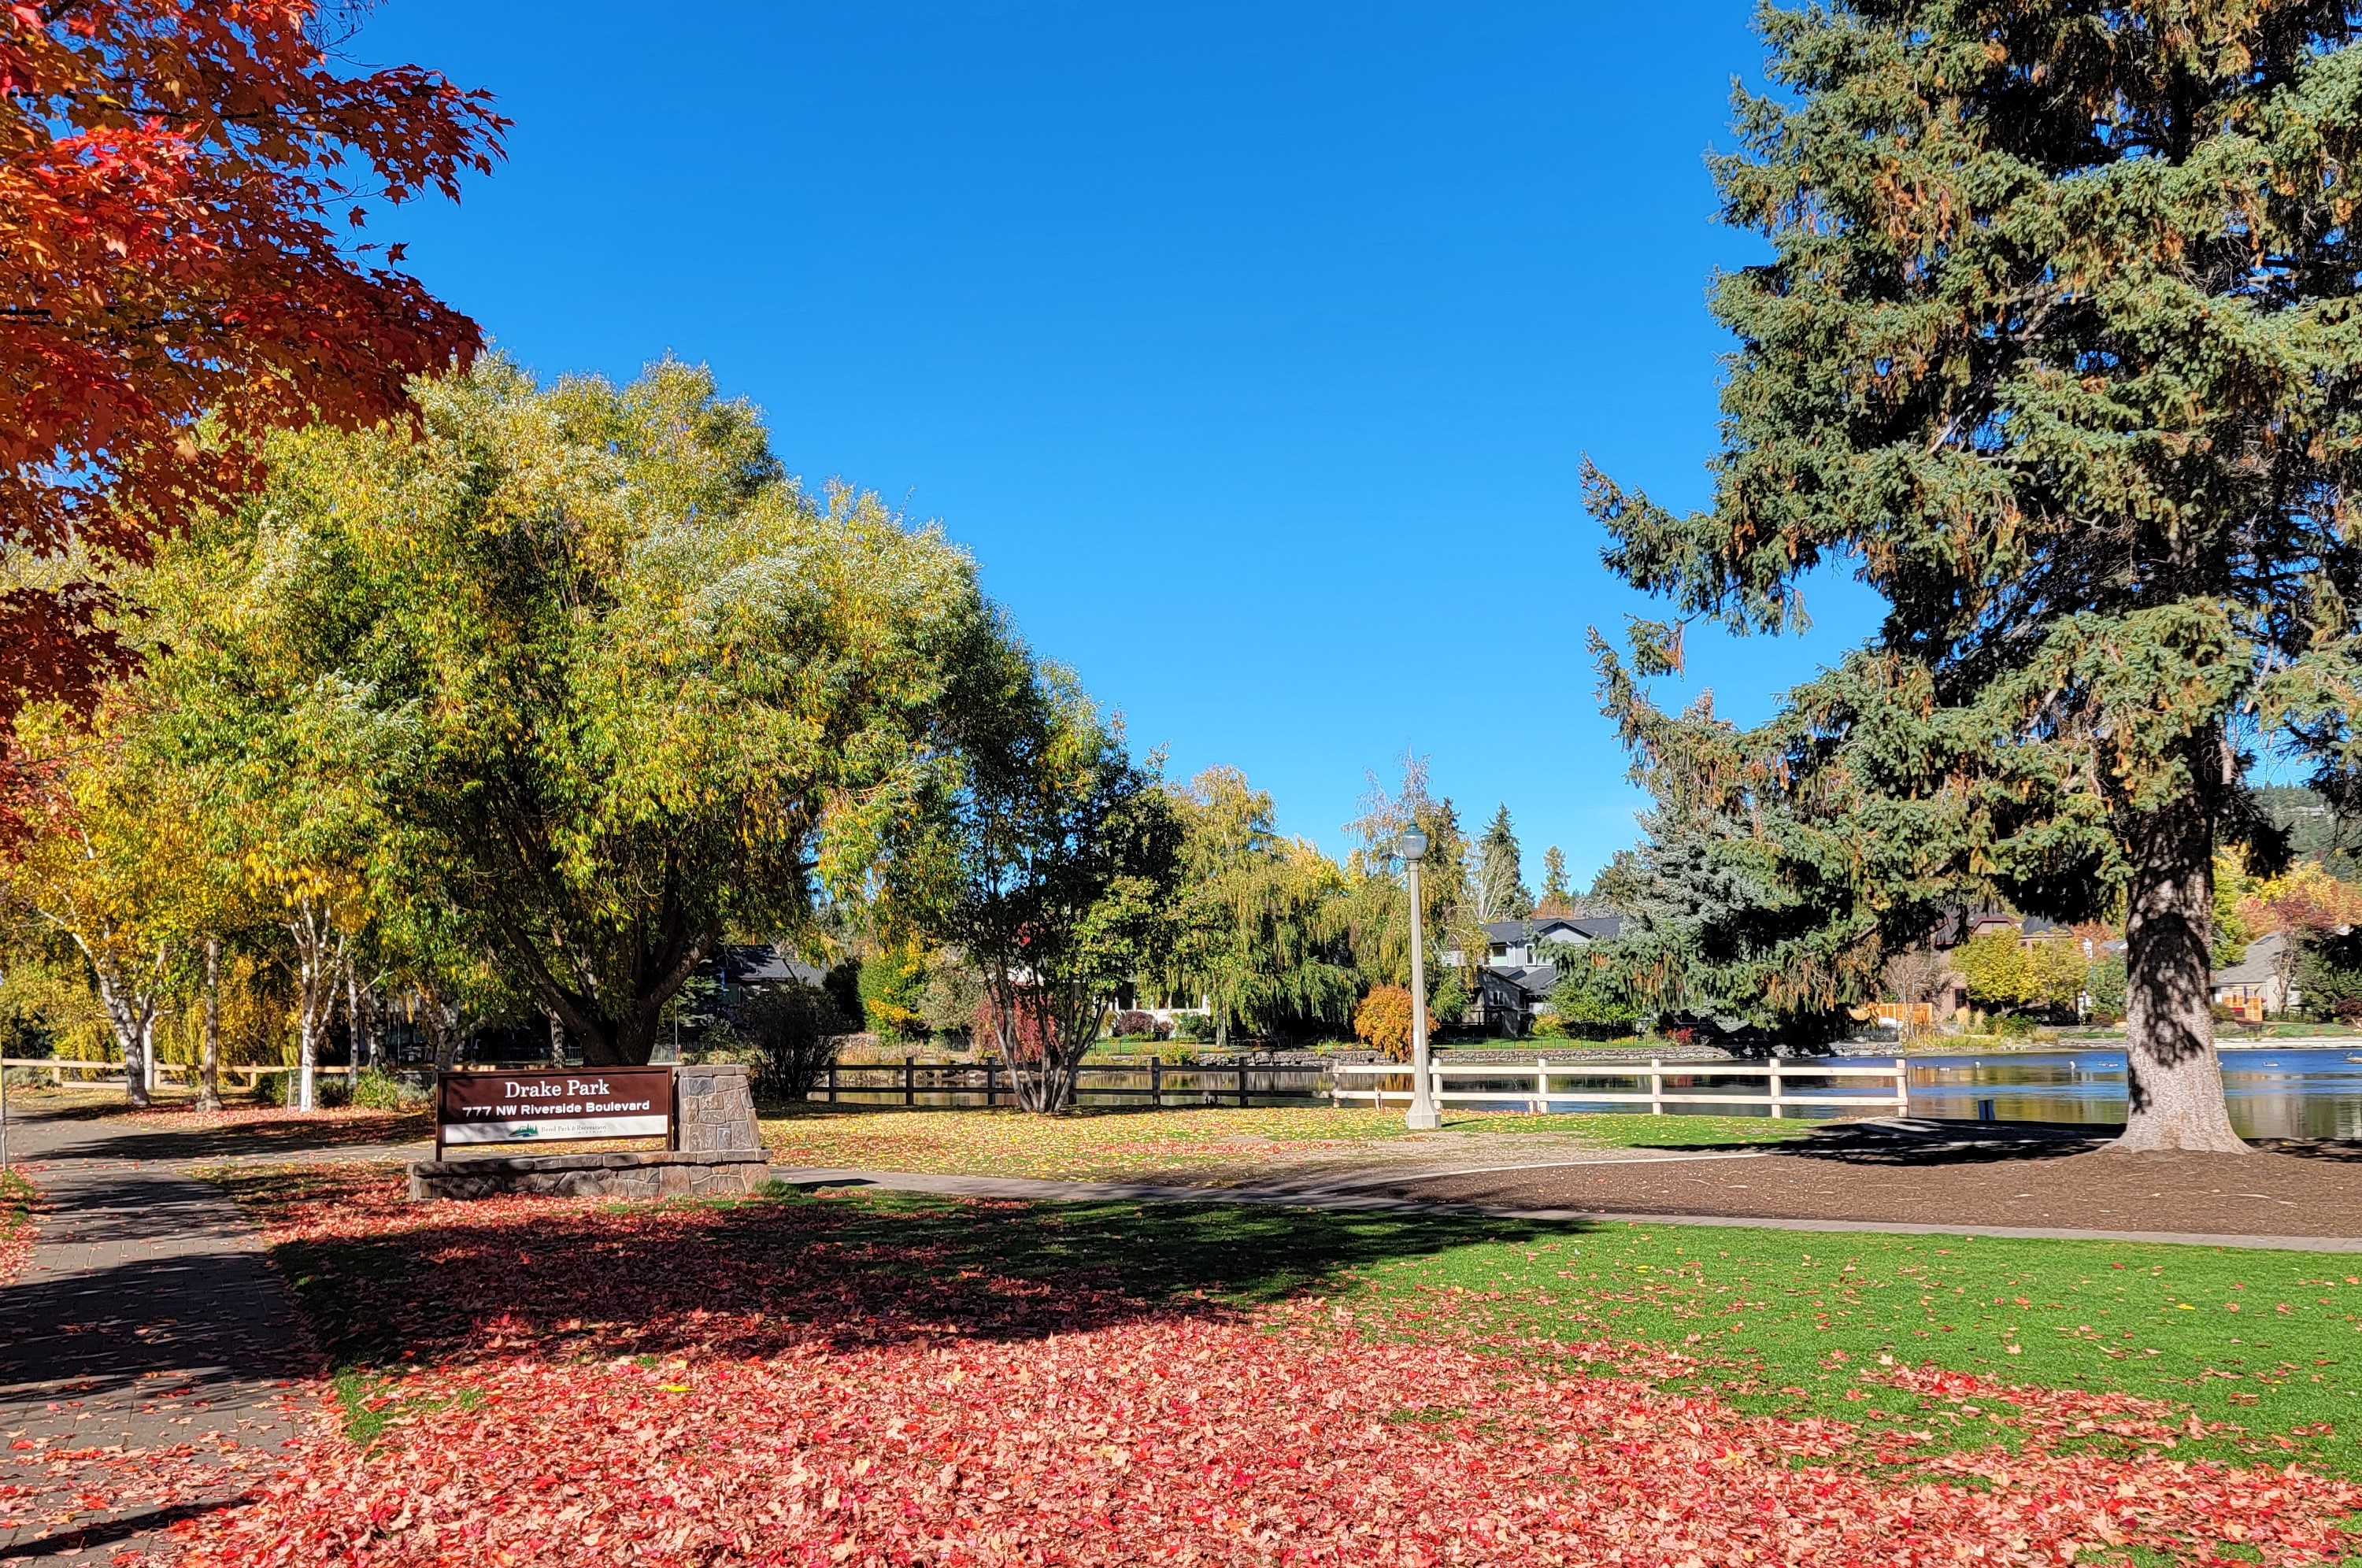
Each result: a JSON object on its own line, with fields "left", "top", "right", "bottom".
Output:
{"left": 354, "top": 0, "right": 1886, "bottom": 886}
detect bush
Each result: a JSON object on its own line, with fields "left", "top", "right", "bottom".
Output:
{"left": 1353, "top": 986, "right": 1413, "bottom": 1060}
{"left": 350, "top": 1067, "right": 424, "bottom": 1109}
{"left": 2086, "top": 952, "right": 2128, "bottom": 1019}
{"left": 1109, "top": 1009, "right": 1159, "bottom": 1039}
{"left": 254, "top": 1069, "right": 349, "bottom": 1108}
{"left": 1168, "top": 1011, "right": 1214, "bottom": 1042}
{"left": 857, "top": 943, "right": 931, "bottom": 1040}
{"left": 736, "top": 982, "right": 853, "bottom": 1100}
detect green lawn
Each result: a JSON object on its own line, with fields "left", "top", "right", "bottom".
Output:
{"left": 1336, "top": 1217, "right": 2362, "bottom": 1477}
{"left": 742, "top": 1184, "right": 2362, "bottom": 1477}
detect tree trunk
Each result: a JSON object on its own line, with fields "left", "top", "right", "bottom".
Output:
{"left": 87, "top": 954, "right": 156, "bottom": 1109}
{"left": 287, "top": 896, "right": 343, "bottom": 1114}
{"left": 425, "top": 990, "right": 461, "bottom": 1072}
{"left": 2116, "top": 750, "right": 2247, "bottom": 1154}
{"left": 547, "top": 1010, "right": 566, "bottom": 1067}
{"left": 198, "top": 937, "right": 224, "bottom": 1111}
{"left": 346, "top": 963, "right": 374, "bottom": 1073}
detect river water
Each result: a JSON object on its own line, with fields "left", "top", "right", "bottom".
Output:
{"left": 1901, "top": 1048, "right": 2362, "bottom": 1139}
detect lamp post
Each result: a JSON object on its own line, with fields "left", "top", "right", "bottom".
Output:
{"left": 1399, "top": 828, "right": 1439, "bottom": 1131}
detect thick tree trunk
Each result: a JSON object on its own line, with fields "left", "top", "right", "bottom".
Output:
{"left": 87, "top": 953, "right": 157, "bottom": 1110}
{"left": 198, "top": 937, "right": 224, "bottom": 1112}
{"left": 2116, "top": 749, "right": 2247, "bottom": 1154}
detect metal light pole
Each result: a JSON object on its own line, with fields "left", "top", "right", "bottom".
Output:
{"left": 1401, "top": 829, "right": 1439, "bottom": 1131}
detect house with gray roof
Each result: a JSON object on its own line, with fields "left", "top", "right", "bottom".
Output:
{"left": 1444, "top": 914, "right": 1626, "bottom": 1034}
{"left": 2211, "top": 931, "right": 2294, "bottom": 1016}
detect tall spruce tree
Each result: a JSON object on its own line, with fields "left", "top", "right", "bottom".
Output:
{"left": 1588, "top": 2, "right": 2362, "bottom": 1151}
{"left": 1475, "top": 804, "right": 1534, "bottom": 922}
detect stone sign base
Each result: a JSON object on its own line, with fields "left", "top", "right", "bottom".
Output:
{"left": 409, "top": 1149, "right": 770, "bottom": 1202}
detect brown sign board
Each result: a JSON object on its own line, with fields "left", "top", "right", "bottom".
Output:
{"left": 436, "top": 1067, "right": 672, "bottom": 1150}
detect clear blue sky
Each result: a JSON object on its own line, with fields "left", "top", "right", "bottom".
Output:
{"left": 354, "top": 0, "right": 1886, "bottom": 886}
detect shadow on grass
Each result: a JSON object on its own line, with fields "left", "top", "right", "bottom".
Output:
{"left": 213, "top": 1165, "right": 1584, "bottom": 1378}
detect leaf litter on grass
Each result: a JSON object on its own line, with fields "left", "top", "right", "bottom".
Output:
{"left": 143, "top": 1167, "right": 2362, "bottom": 1565}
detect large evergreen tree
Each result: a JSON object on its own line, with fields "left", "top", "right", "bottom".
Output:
{"left": 1589, "top": 1, "right": 2362, "bottom": 1150}
{"left": 1475, "top": 804, "right": 1534, "bottom": 922}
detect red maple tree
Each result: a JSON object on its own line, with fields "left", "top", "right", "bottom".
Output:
{"left": 0, "top": 0, "right": 505, "bottom": 742}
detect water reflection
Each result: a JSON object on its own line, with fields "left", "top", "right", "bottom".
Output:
{"left": 1907, "top": 1049, "right": 2362, "bottom": 1138}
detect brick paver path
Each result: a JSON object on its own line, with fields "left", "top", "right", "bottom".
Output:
{"left": 0, "top": 1104, "right": 321, "bottom": 1563}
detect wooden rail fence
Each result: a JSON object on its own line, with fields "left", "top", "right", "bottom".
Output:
{"left": 816, "top": 1057, "right": 1331, "bottom": 1108}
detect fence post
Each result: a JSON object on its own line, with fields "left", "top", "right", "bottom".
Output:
{"left": 984, "top": 1060, "right": 997, "bottom": 1108}
{"left": 1150, "top": 1056, "right": 1162, "bottom": 1108}
{"left": 1649, "top": 1056, "right": 1663, "bottom": 1115}
{"left": 1895, "top": 1055, "right": 1909, "bottom": 1114}
{"left": 1768, "top": 1057, "right": 1784, "bottom": 1119}
{"left": 904, "top": 1056, "right": 916, "bottom": 1107}
{"left": 1237, "top": 1060, "right": 1249, "bottom": 1108}
{"left": 1535, "top": 1056, "right": 1548, "bottom": 1115}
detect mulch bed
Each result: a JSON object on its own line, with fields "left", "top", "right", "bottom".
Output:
{"left": 1383, "top": 1130, "right": 2362, "bottom": 1238}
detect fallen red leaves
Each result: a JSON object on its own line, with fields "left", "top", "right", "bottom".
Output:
{"left": 0, "top": 1167, "right": 32, "bottom": 1284}
{"left": 149, "top": 1171, "right": 2362, "bottom": 1566}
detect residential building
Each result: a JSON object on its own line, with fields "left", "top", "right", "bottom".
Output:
{"left": 2211, "top": 932, "right": 2295, "bottom": 1018}
{"left": 1444, "top": 914, "right": 1625, "bottom": 1035}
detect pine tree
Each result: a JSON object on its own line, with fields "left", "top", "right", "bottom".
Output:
{"left": 1538, "top": 845, "right": 1573, "bottom": 914}
{"left": 1587, "top": 2, "right": 2362, "bottom": 1150}
{"left": 1475, "top": 804, "right": 1533, "bottom": 922}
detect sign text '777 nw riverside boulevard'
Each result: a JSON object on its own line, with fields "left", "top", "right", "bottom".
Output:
{"left": 434, "top": 1067, "right": 674, "bottom": 1156}
{"left": 415, "top": 1063, "right": 769, "bottom": 1200}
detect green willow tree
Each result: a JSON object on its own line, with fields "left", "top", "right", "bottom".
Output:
{"left": 1163, "top": 766, "right": 1357, "bottom": 1045}
{"left": 188, "top": 358, "right": 1012, "bottom": 1067}
{"left": 1587, "top": 1, "right": 2362, "bottom": 1149}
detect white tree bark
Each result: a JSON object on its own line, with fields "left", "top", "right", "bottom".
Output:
{"left": 287, "top": 894, "right": 347, "bottom": 1113}
{"left": 199, "top": 936, "right": 224, "bottom": 1111}
{"left": 80, "top": 940, "right": 164, "bottom": 1109}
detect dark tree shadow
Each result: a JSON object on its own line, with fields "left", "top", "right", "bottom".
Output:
{"left": 1753, "top": 1117, "right": 2117, "bottom": 1167}
{"left": 214, "top": 1167, "right": 1586, "bottom": 1378}
{"left": 17, "top": 1105, "right": 427, "bottom": 1163}
{"left": 0, "top": 1497, "right": 253, "bottom": 1561}
{"left": 2249, "top": 1138, "right": 2362, "bottom": 1163}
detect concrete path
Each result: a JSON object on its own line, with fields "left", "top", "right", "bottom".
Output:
{"left": 767, "top": 1162, "right": 2362, "bottom": 1253}
{"left": 0, "top": 1106, "right": 319, "bottom": 1563}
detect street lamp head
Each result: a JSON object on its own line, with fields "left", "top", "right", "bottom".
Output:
{"left": 1398, "top": 827, "right": 1428, "bottom": 864}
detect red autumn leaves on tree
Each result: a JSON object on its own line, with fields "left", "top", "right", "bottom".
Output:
{"left": 0, "top": 0, "right": 505, "bottom": 735}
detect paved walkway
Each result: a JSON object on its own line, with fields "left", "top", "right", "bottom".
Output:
{"left": 0, "top": 1107, "right": 319, "bottom": 1562}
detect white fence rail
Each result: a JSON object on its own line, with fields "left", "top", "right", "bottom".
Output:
{"left": 1330, "top": 1056, "right": 1910, "bottom": 1119}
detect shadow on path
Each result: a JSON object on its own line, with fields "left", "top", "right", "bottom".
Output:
{"left": 0, "top": 1107, "right": 313, "bottom": 1563}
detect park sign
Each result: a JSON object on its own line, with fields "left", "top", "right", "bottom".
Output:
{"left": 436, "top": 1068, "right": 672, "bottom": 1152}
